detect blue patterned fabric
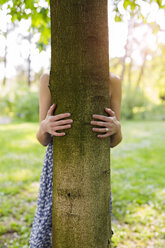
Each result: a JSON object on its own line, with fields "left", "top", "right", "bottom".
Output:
{"left": 29, "top": 137, "right": 112, "bottom": 247}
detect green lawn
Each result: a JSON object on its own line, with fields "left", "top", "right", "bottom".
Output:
{"left": 0, "top": 120, "right": 164, "bottom": 247}
{"left": 111, "top": 120, "right": 165, "bottom": 247}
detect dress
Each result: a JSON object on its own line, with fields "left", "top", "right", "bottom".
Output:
{"left": 29, "top": 137, "right": 112, "bottom": 248}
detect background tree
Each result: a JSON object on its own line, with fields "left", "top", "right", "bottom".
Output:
{"left": 109, "top": 0, "right": 165, "bottom": 119}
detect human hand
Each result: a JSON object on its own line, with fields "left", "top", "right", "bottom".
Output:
{"left": 90, "top": 107, "right": 121, "bottom": 138}
{"left": 42, "top": 103, "right": 73, "bottom": 136}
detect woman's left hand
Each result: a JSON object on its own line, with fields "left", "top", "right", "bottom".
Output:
{"left": 90, "top": 107, "right": 121, "bottom": 138}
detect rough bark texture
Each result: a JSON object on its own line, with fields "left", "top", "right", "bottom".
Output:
{"left": 49, "top": 0, "right": 111, "bottom": 247}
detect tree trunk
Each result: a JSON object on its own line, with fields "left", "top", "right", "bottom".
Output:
{"left": 49, "top": 0, "right": 111, "bottom": 247}
{"left": 2, "top": 23, "right": 8, "bottom": 87}
{"left": 27, "top": 32, "right": 32, "bottom": 87}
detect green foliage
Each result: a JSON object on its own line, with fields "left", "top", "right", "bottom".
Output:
{"left": 148, "top": 46, "right": 165, "bottom": 103}
{"left": 110, "top": 46, "right": 165, "bottom": 121}
{"left": 123, "top": 0, "right": 138, "bottom": 11}
{"left": 1, "top": 75, "right": 164, "bottom": 122}
{"left": 143, "top": 103, "right": 165, "bottom": 120}
{"left": 113, "top": 0, "right": 165, "bottom": 24}
{"left": 14, "top": 90, "right": 39, "bottom": 122}
{"left": 114, "top": 14, "right": 122, "bottom": 22}
{"left": 155, "top": 0, "right": 165, "bottom": 8}
{"left": 121, "top": 85, "right": 149, "bottom": 120}
{"left": 0, "top": 0, "right": 51, "bottom": 52}
{"left": 0, "top": 0, "right": 9, "bottom": 5}
{"left": 0, "top": 84, "right": 39, "bottom": 122}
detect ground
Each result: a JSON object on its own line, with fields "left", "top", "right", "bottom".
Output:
{"left": 0, "top": 120, "right": 164, "bottom": 247}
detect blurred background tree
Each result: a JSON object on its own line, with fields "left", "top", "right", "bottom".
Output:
{"left": 0, "top": 0, "right": 165, "bottom": 121}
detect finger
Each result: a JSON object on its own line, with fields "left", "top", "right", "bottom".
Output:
{"left": 51, "top": 113, "right": 71, "bottom": 121}
{"left": 52, "top": 119, "right": 73, "bottom": 126}
{"left": 55, "top": 124, "right": 71, "bottom": 131}
{"left": 90, "top": 121, "right": 108, "bottom": 127}
{"left": 104, "top": 108, "right": 115, "bottom": 116}
{"left": 92, "top": 114, "right": 112, "bottom": 122}
{"left": 97, "top": 133, "right": 110, "bottom": 138}
{"left": 53, "top": 131, "right": 66, "bottom": 136}
{"left": 92, "top": 127, "right": 109, "bottom": 133}
{"left": 47, "top": 103, "right": 56, "bottom": 116}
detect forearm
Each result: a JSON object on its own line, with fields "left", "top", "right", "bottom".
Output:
{"left": 110, "top": 123, "right": 122, "bottom": 148}
{"left": 36, "top": 120, "right": 52, "bottom": 147}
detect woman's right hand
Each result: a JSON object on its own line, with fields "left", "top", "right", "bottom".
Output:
{"left": 42, "top": 103, "right": 73, "bottom": 137}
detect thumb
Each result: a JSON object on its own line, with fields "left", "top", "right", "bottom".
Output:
{"left": 47, "top": 103, "right": 56, "bottom": 116}
{"left": 104, "top": 107, "right": 115, "bottom": 116}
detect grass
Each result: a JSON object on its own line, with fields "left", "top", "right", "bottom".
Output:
{"left": 0, "top": 122, "right": 45, "bottom": 247}
{"left": 0, "top": 120, "right": 164, "bottom": 247}
{"left": 111, "top": 120, "right": 165, "bottom": 247}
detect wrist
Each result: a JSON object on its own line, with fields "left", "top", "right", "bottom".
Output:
{"left": 117, "top": 120, "right": 121, "bottom": 133}
{"left": 114, "top": 120, "right": 121, "bottom": 135}
{"left": 40, "top": 119, "right": 48, "bottom": 135}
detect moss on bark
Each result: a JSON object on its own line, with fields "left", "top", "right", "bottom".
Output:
{"left": 50, "top": 0, "right": 111, "bottom": 247}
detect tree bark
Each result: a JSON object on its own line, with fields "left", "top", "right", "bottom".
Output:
{"left": 49, "top": 0, "right": 111, "bottom": 247}
{"left": 2, "top": 23, "right": 8, "bottom": 87}
{"left": 27, "top": 31, "right": 32, "bottom": 87}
